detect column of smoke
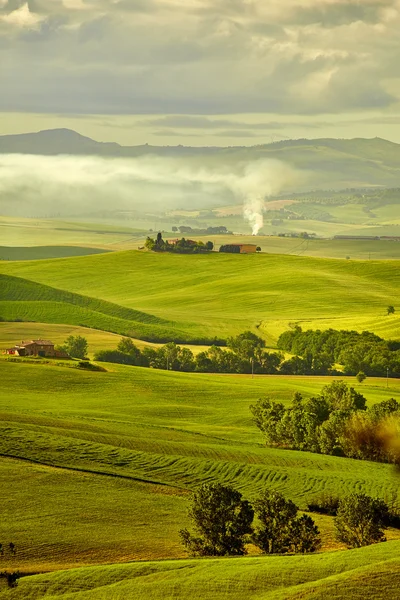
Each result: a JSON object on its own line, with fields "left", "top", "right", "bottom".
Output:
{"left": 0, "top": 154, "right": 293, "bottom": 226}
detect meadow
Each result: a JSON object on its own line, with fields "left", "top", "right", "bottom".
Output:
{"left": 1, "top": 237, "right": 400, "bottom": 598}
{"left": 0, "top": 359, "right": 399, "bottom": 576}
{"left": 1, "top": 250, "right": 400, "bottom": 344}
{"left": 0, "top": 543, "right": 399, "bottom": 599}
{"left": 3, "top": 214, "right": 400, "bottom": 259}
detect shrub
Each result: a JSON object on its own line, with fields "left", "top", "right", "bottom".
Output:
{"left": 334, "top": 494, "right": 388, "bottom": 548}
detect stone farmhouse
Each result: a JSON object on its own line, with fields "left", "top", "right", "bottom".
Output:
{"left": 4, "top": 339, "right": 69, "bottom": 358}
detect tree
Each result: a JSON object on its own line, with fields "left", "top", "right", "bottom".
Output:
{"left": 334, "top": 494, "right": 388, "bottom": 548}
{"left": 320, "top": 380, "right": 366, "bottom": 412}
{"left": 356, "top": 371, "right": 366, "bottom": 383}
{"left": 228, "top": 331, "right": 265, "bottom": 365}
{"left": 205, "top": 241, "right": 214, "bottom": 251}
{"left": 290, "top": 514, "right": 322, "bottom": 554}
{"left": 117, "top": 337, "right": 142, "bottom": 362}
{"left": 180, "top": 483, "right": 254, "bottom": 556}
{"left": 252, "top": 490, "right": 321, "bottom": 554}
{"left": 256, "top": 246, "right": 261, "bottom": 252}
{"left": 387, "top": 305, "right": 395, "bottom": 315}
{"left": 63, "top": 335, "right": 88, "bottom": 359}
{"left": 172, "top": 226, "right": 178, "bottom": 232}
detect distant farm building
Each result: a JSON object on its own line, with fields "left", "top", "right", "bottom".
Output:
{"left": 4, "top": 339, "right": 69, "bottom": 358}
{"left": 168, "top": 238, "right": 197, "bottom": 246}
{"left": 219, "top": 244, "right": 258, "bottom": 254}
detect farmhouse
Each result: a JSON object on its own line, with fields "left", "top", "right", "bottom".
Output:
{"left": 168, "top": 238, "right": 197, "bottom": 246}
{"left": 4, "top": 339, "right": 69, "bottom": 358}
{"left": 219, "top": 244, "right": 258, "bottom": 254}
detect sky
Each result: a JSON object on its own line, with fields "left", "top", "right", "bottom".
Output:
{"left": 1, "top": 0, "right": 400, "bottom": 146}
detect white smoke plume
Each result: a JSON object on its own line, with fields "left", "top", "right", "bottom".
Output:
{"left": 0, "top": 154, "right": 294, "bottom": 228}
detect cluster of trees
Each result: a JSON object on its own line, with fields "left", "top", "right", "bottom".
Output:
{"left": 180, "top": 483, "right": 391, "bottom": 557}
{"left": 180, "top": 483, "right": 321, "bottom": 556}
{"left": 277, "top": 326, "right": 400, "bottom": 377}
{"left": 250, "top": 381, "right": 400, "bottom": 463}
{"left": 94, "top": 332, "right": 289, "bottom": 374}
{"left": 145, "top": 233, "right": 213, "bottom": 254}
{"left": 58, "top": 335, "right": 88, "bottom": 359}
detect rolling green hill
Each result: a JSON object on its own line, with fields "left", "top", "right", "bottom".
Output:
{"left": 0, "top": 359, "right": 399, "bottom": 573}
{"left": 1, "top": 250, "right": 400, "bottom": 344}
{"left": 0, "top": 273, "right": 205, "bottom": 343}
{"left": 0, "top": 246, "right": 111, "bottom": 261}
{"left": 0, "top": 521, "right": 399, "bottom": 599}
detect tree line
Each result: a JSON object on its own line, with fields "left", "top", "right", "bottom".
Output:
{"left": 180, "top": 482, "right": 393, "bottom": 557}
{"left": 93, "top": 326, "right": 400, "bottom": 377}
{"left": 145, "top": 233, "right": 213, "bottom": 253}
{"left": 277, "top": 326, "right": 400, "bottom": 377}
{"left": 94, "top": 331, "right": 288, "bottom": 374}
{"left": 250, "top": 380, "right": 400, "bottom": 463}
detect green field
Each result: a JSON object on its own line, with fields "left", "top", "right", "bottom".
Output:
{"left": 1, "top": 360, "right": 399, "bottom": 575}
{"left": 1, "top": 237, "right": 400, "bottom": 598}
{"left": 1, "top": 250, "right": 400, "bottom": 344}
{"left": 3, "top": 214, "right": 400, "bottom": 259}
{"left": 0, "top": 246, "right": 111, "bottom": 261}
{"left": 0, "top": 543, "right": 399, "bottom": 599}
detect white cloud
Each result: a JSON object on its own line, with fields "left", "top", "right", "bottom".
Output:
{"left": 0, "top": 3, "right": 44, "bottom": 29}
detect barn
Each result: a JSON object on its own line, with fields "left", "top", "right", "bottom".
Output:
{"left": 219, "top": 244, "right": 258, "bottom": 254}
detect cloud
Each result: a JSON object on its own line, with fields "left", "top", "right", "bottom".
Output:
{"left": 0, "top": 0, "right": 400, "bottom": 115}
{"left": 0, "top": 2, "right": 44, "bottom": 28}
{"left": 143, "top": 115, "right": 326, "bottom": 130}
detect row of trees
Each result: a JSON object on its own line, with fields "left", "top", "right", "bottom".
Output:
{"left": 145, "top": 233, "right": 214, "bottom": 254}
{"left": 181, "top": 483, "right": 391, "bottom": 557}
{"left": 277, "top": 326, "right": 400, "bottom": 377}
{"left": 93, "top": 331, "right": 300, "bottom": 374}
{"left": 250, "top": 381, "right": 400, "bottom": 463}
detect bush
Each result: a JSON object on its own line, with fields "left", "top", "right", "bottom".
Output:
{"left": 307, "top": 492, "right": 340, "bottom": 515}
{"left": 334, "top": 494, "right": 388, "bottom": 548}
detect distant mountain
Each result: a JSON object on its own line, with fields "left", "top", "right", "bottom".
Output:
{"left": 1, "top": 128, "right": 400, "bottom": 189}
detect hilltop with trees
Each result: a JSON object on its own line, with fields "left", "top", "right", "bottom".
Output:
{"left": 145, "top": 232, "right": 213, "bottom": 254}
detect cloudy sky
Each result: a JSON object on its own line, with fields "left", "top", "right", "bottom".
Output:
{"left": 1, "top": 0, "right": 400, "bottom": 145}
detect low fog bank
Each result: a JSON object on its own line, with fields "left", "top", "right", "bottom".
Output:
{"left": 0, "top": 153, "right": 297, "bottom": 231}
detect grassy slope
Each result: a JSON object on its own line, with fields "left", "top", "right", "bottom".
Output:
{"left": 1, "top": 250, "right": 400, "bottom": 343}
{"left": 0, "top": 273, "right": 207, "bottom": 343}
{"left": 0, "top": 322, "right": 210, "bottom": 358}
{"left": 1, "top": 544, "right": 399, "bottom": 599}
{"left": 0, "top": 246, "right": 111, "bottom": 261}
{"left": 0, "top": 360, "right": 399, "bottom": 571}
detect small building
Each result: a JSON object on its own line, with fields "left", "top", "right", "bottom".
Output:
{"left": 168, "top": 238, "right": 197, "bottom": 246}
{"left": 4, "top": 339, "right": 69, "bottom": 358}
{"left": 219, "top": 244, "right": 258, "bottom": 254}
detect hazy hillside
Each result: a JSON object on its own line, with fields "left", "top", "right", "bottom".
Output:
{"left": 1, "top": 129, "right": 400, "bottom": 190}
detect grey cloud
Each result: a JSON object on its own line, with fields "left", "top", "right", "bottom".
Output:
{"left": 1, "top": 0, "right": 400, "bottom": 116}
{"left": 142, "top": 116, "right": 326, "bottom": 130}
{"left": 287, "top": 1, "right": 394, "bottom": 28}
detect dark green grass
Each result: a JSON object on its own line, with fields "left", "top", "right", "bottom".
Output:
{"left": 1, "top": 543, "right": 399, "bottom": 599}
{"left": 0, "top": 246, "right": 111, "bottom": 261}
